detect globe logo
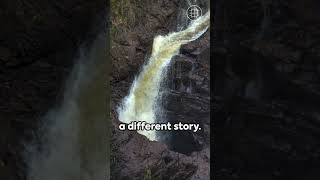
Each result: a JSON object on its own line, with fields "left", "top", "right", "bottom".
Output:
{"left": 187, "top": 5, "right": 202, "bottom": 20}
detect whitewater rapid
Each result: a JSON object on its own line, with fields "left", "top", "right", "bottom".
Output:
{"left": 26, "top": 33, "right": 109, "bottom": 180}
{"left": 118, "top": 11, "right": 210, "bottom": 141}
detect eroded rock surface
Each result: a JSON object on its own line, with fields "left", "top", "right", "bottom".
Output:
{"left": 111, "top": 0, "right": 210, "bottom": 179}
{"left": 214, "top": 0, "right": 320, "bottom": 179}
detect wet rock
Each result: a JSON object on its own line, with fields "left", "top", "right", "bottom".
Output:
{"left": 213, "top": 1, "right": 320, "bottom": 179}
{"left": 112, "top": 1, "right": 210, "bottom": 180}
{"left": 111, "top": 0, "right": 210, "bottom": 179}
{"left": 181, "top": 31, "right": 210, "bottom": 56}
{"left": 0, "top": 47, "right": 12, "bottom": 63}
{"left": 111, "top": 121, "right": 205, "bottom": 180}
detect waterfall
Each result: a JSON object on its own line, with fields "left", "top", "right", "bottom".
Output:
{"left": 25, "top": 33, "right": 109, "bottom": 180}
{"left": 118, "top": 11, "right": 210, "bottom": 141}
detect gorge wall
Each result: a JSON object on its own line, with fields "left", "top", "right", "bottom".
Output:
{"left": 110, "top": 0, "right": 210, "bottom": 179}
{"left": 214, "top": 0, "right": 320, "bottom": 179}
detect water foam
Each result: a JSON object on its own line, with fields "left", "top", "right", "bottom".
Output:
{"left": 118, "top": 11, "right": 210, "bottom": 141}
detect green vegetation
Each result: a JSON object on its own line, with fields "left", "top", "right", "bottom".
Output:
{"left": 143, "top": 168, "right": 152, "bottom": 180}
{"left": 111, "top": 0, "right": 135, "bottom": 27}
{"left": 110, "top": 0, "right": 144, "bottom": 39}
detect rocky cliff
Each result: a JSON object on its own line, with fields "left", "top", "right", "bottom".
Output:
{"left": 0, "top": 0, "right": 211, "bottom": 179}
{"left": 110, "top": 0, "right": 210, "bottom": 179}
{"left": 214, "top": 0, "right": 320, "bottom": 179}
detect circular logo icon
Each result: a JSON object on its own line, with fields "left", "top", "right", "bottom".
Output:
{"left": 187, "top": 5, "right": 202, "bottom": 20}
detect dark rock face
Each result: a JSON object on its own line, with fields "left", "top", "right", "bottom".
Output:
{"left": 110, "top": 0, "right": 181, "bottom": 85}
{"left": 0, "top": 0, "right": 211, "bottom": 179}
{"left": 111, "top": 114, "right": 210, "bottom": 180}
{"left": 0, "top": 1, "right": 105, "bottom": 179}
{"left": 111, "top": 0, "right": 210, "bottom": 179}
{"left": 214, "top": 0, "right": 320, "bottom": 179}
{"left": 158, "top": 32, "right": 210, "bottom": 155}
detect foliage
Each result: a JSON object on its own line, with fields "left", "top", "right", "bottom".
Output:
{"left": 143, "top": 168, "right": 152, "bottom": 180}
{"left": 110, "top": 0, "right": 145, "bottom": 39}
{"left": 111, "top": 0, "right": 138, "bottom": 28}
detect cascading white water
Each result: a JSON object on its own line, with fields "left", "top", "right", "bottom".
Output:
{"left": 118, "top": 11, "right": 210, "bottom": 141}
{"left": 25, "top": 33, "right": 109, "bottom": 180}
